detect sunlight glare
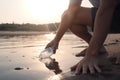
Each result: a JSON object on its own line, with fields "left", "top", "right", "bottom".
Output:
{"left": 44, "top": 33, "right": 55, "bottom": 39}
{"left": 24, "top": 0, "right": 69, "bottom": 23}
{"left": 24, "top": 0, "right": 92, "bottom": 23}
{"left": 48, "top": 74, "right": 61, "bottom": 80}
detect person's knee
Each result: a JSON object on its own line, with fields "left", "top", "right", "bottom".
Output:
{"left": 61, "top": 10, "right": 67, "bottom": 19}
{"left": 61, "top": 8, "right": 79, "bottom": 23}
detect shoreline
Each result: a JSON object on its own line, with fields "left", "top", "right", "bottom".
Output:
{"left": 0, "top": 31, "right": 52, "bottom": 36}
{"left": 0, "top": 31, "right": 72, "bottom": 36}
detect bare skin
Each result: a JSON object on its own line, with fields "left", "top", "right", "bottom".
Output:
{"left": 46, "top": 0, "right": 118, "bottom": 74}
{"left": 68, "top": 7, "right": 108, "bottom": 57}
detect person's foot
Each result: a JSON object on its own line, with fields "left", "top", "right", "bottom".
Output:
{"left": 75, "top": 47, "right": 108, "bottom": 57}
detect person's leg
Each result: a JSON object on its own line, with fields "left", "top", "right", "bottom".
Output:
{"left": 69, "top": 25, "right": 91, "bottom": 43}
{"left": 68, "top": 7, "right": 107, "bottom": 56}
{"left": 69, "top": 7, "right": 92, "bottom": 56}
{"left": 62, "top": 7, "right": 92, "bottom": 43}
{"left": 69, "top": 25, "right": 92, "bottom": 56}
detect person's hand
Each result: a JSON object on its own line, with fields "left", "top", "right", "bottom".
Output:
{"left": 46, "top": 39, "right": 59, "bottom": 53}
{"left": 71, "top": 55, "right": 101, "bottom": 74}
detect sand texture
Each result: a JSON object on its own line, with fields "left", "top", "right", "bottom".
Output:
{"left": 61, "top": 34, "right": 120, "bottom": 80}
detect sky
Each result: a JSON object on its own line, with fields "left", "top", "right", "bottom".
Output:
{"left": 0, "top": 0, "right": 93, "bottom": 24}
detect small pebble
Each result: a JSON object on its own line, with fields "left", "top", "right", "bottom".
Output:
{"left": 14, "top": 67, "right": 24, "bottom": 70}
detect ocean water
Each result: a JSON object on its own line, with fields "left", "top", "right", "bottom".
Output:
{"left": 0, "top": 31, "right": 87, "bottom": 80}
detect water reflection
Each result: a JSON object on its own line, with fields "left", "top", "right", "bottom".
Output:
{"left": 48, "top": 74, "right": 62, "bottom": 80}
{"left": 39, "top": 57, "right": 62, "bottom": 75}
{"left": 0, "top": 32, "right": 83, "bottom": 80}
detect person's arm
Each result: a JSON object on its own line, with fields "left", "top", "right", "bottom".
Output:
{"left": 86, "top": 0, "right": 117, "bottom": 56}
{"left": 46, "top": 0, "right": 82, "bottom": 52}
{"left": 74, "top": 0, "right": 117, "bottom": 74}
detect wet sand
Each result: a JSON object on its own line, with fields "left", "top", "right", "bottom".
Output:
{"left": 0, "top": 32, "right": 120, "bottom": 80}
{"left": 61, "top": 57, "right": 120, "bottom": 80}
{"left": 61, "top": 34, "right": 120, "bottom": 80}
{"left": 0, "top": 32, "right": 83, "bottom": 80}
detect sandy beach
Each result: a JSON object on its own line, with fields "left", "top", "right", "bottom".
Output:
{"left": 0, "top": 32, "right": 120, "bottom": 80}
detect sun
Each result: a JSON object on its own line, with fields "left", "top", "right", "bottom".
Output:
{"left": 24, "top": 0, "right": 69, "bottom": 23}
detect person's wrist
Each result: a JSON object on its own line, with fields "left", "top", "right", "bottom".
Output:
{"left": 54, "top": 37, "right": 60, "bottom": 43}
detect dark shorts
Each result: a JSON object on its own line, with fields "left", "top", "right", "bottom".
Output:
{"left": 91, "top": 4, "right": 120, "bottom": 33}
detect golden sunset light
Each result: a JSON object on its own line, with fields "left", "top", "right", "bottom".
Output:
{"left": 0, "top": 0, "right": 92, "bottom": 24}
